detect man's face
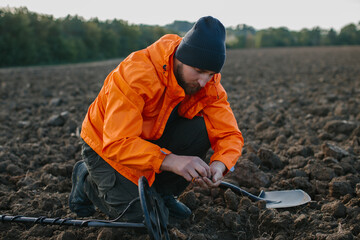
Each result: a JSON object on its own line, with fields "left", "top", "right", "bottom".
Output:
{"left": 174, "top": 57, "right": 216, "bottom": 95}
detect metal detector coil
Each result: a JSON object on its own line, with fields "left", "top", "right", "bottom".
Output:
{"left": 139, "top": 176, "right": 169, "bottom": 240}
{"left": 0, "top": 176, "right": 169, "bottom": 240}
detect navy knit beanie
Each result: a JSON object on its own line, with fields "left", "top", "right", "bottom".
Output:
{"left": 175, "top": 16, "right": 226, "bottom": 73}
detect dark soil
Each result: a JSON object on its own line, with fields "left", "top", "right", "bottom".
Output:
{"left": 0, "top": 46, "right": 359, "bottom": 240}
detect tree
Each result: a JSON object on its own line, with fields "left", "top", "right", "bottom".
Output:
{"left": 83, "top": 20, "right": 102, "bottom": 59}
{"left": 255, "top": 27, "right": 294, "bottom": 48}
{"left": 226, "top": 24, "right": 256, "bottom": 48}
{"left": 309, "top": 27, "right": 321, "bottom": 46}
{"left": 338, "top": 23, "right": 358, "bottom": 45}
{"left": 326, "top": 28, "right": 338, "bottom": 45}
{"left": 165, "top": 20, "right": 193, "bottom": 36}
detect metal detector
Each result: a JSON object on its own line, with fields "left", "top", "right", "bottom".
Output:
{"left": 0, "top": 176, "right": 169, "bottom": 240}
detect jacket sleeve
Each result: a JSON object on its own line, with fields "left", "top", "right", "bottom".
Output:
{"left": 100, "top": 67, "right": 170, "bottom": 174}
{"left": 202, "top": 82, "right": 244, "bottom": 172}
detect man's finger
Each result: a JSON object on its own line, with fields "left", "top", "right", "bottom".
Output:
{"left": 202, "top": 177, "right": 213, "bottom": 185}
{"left": 195, "top": 166, "right": 210, "bottom": 178}
{"left": 196, "top": 159, "right": 211, "bottom": 177}
{"left": 211, "top": 172, "right": 222, "bottom": 182}
{"left": 183, "top": 172, "right": 194, "bottom": 182}
{"left": 195, "top": 177, "right": 208, "bottom": 189}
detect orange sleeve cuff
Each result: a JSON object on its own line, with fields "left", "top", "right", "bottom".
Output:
{"left": 153, "top": 148, "right": 172, "bottom": 173}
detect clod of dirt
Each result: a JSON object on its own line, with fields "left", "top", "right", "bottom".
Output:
{"left": 294, "top": 214, "right": 307, "bottom": 228}
{"left": 189, "top": 233, "right": 207, "bottom": 240}
{"left": 49, "top": 98, "right": 63, "bottom": 107}
{"left": 27, "top": 225, "right": 54, "bottom": 238}
{"left": 179, "top": 190, "right": 199, "bottom": 210}
{"left": 329, "top": 179, "right": 354, "bottom": 197}
{"left": 169, "top": 228, "right": 187, "bottom": 240}
{"left": 47, "top": 114, "right": 66, "bottom": 127}
{"left": 238, "top": 197, "right": 252, "bottom": 210}
{"left": 321, "top": 201, "right": 347, "bottom": 218}
{"left": 287, "top": 145, "right": 314, "bottom": 158}
{"left": 6, "top": 164, "right": 24, "bottom": 175}
{"left": 324, "top": 120, "right": 358, "bottom": 135}
{"left": 305, "top": 160, "right": 336, "bottom": 181}
{"left": 224, "top": 188, "right": 239, "bottom": 211}
{"left": 228, "top": 159, "right": 270, "bottom": 188}
{"left": 325, "top": 231, "right": 354, "bottom": 240}
{"left": 356, "top": 183, "right": 360, "bottom": 197}
{"left": 96, "top": 228, "right": 114, "bottom": 240}
{"left": 56, "top": 231, "right": 77, "bottom": 240}
{"left": 258, "top": 147, "right": 283, "bottom": 169}
{"left": 322, "top": 142, "right": 350, "bottom": 160}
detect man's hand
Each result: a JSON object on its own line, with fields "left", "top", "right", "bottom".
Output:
{"left": 160, "top": 153, "right": 211, "bottom": 181}
{"left": 194, "top": 161, "right": 226, "bottom": 188}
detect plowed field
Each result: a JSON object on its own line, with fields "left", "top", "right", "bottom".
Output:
{"left": 0, "top": 46, "right": 359, "bottom": 240}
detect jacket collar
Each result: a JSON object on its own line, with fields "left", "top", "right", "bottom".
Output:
{"left": 147, "top": 34, "right": 185, "bottom": 97}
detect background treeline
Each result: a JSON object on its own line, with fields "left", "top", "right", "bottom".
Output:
{"left": 225, "top": 23, "right": 360, "bottom": 48}
{"left": 0, "top": 7, "right": 172, "bottom": 67}
{"left": 1, "top": 7, "right": 360, "bottom": 67}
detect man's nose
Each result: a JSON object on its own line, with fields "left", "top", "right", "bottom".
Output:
{"left": 198, "top": 75, "right": 210, "bottom": 87}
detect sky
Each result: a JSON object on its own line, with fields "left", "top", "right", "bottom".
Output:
{"left": 0, "top": 0, "right": 359, "bottom": 31}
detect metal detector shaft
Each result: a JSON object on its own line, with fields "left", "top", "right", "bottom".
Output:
{"left": 0, "top": 176, "right": 169, "bottom": 240}
{"left": 0, "top": 215, "right": 145, "bottom": 228}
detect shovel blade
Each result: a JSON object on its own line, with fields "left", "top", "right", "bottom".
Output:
{"left": 259, "top": 189, "right": 311, "bottom": 208}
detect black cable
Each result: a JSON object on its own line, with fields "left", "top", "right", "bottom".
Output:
{"left": 11, "top": 215, "right": 23, "bottom": 222}
{"left": 51, "top": 217, "right": 61, "bottom": 224}
{"left": 109, "top": 197, "right": 140, "bottom": 222}
{"left": 59, "top": 218, "right": 72, "bottom": 226}
{"left": 80, "top": 197, "right": 140, "bottom": 226}
{"left": 33, "top": 216, "right": 46, "bottom": 224}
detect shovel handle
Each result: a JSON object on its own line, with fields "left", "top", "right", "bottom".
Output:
{"left": 219, "top": 181, "right": 281, "bottom": 204}
{"left": 219, "top": 181, "right": 263, "bottom": 202}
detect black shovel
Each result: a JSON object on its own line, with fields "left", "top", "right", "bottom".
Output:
{"left": 219, "top": 181, "right": 311, "bottom": 208}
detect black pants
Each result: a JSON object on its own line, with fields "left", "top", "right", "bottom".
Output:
{"left": 82, "top": 111, "right": 210, "bottom": 221}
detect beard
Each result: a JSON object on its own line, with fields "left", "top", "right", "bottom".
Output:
{"left": 174, "top": 63, "right": 201, "bottom": 95}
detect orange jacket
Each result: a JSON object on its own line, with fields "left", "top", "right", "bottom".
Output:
{"left": 81, "top": 34, "right": 244, "bottom": 186}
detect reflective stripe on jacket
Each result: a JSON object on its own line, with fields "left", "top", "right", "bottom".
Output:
{"left": 81, "top": 34, "right": 244, "bottom": 186}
